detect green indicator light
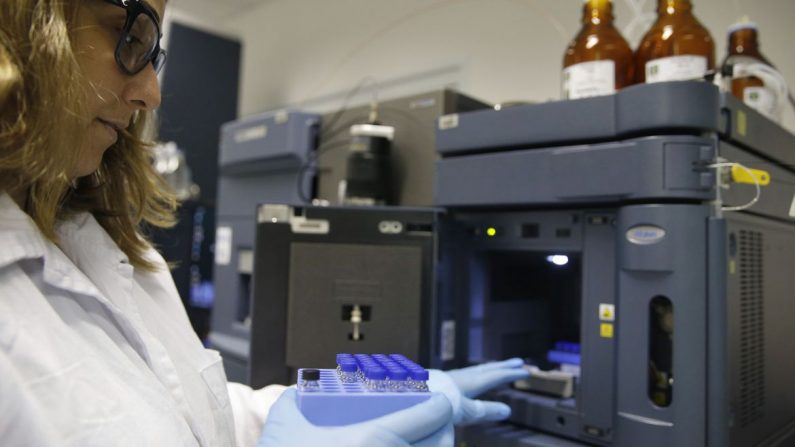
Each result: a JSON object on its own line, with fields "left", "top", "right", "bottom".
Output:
{"left": 486, "top": 227, "right": 497, "bottom": 237}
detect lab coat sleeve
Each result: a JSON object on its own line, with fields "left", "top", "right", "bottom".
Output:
{"left": 0, "top": 350, "right": 60, "bottom": 446}
{"left": 227, "top": 381, "right": 287, "bottom": 447}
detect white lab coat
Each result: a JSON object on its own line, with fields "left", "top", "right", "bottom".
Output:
{"left": 0, "top": 193, "right": 285, "bottom": 446}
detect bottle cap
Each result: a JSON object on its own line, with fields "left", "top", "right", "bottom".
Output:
{"left": 409, "top": 369, "right": 429, "bottom": 381}
{"left": 391, "top": 355, "right": 420, "bottom": 370}
{"left": 387, "top": 368, "right": 408, "bottom": 381}
{"left": 350, "top": 124, "right": 395, "bottom": 141}
{"left": 378, "top": 359, "right": 399, "bottom": 369}
{"left": 355, "top": 355, "right": 376, "bottom": 368}
{"left": 365, "top": 367, "right": 387, "bottom": 381}
{"left": 302, "top": 369, "right": 320, "bottom": 381}
{"left": 340, "top": 361, "right": 358, "bottom": 373}
{"left": 728, "top": 17, "right": 757, "bottom": 34}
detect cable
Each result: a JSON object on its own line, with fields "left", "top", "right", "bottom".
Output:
{"left": 296, "top": 139, "right": 352, "bottom": 204}
{"left": 707, "top": 162, "right": 762, "bottom": 211}
{"left": 295, "top": 112, "right": 372, "bottom": 204}
{"left": 731, "top": 62, "right": 790, "bottom": 120}
{"left": 320, "top": 76, "right": 380, "bottom": 134}
{"left": 320, "top": 114, "right": 370, "bottom": 145}
{"left": 293, "top": 74, "right": 384, "bottom": 204}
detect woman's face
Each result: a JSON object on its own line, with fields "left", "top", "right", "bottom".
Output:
{"left": 71, "top": 0, "right": 166, "bottom": 178}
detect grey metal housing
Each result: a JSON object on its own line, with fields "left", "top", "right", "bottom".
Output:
{"left": 210, "top": 110, "right": 319, "bottom": 382}
{"left": 435, "top": 81, "right": 795, "bottom": 446}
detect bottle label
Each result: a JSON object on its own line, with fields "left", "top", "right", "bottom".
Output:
{"left": 645, "top": 55, "right": 707, "bottom": 83}
{"left": 562, "top": 60, "right": 616, "bottom": 100}
{"left": 744, "top": 86, "right": 779, "bottom": 121}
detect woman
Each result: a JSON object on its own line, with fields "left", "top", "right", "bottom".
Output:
{"left": 0, "top": 1, "right": 527, "bottom": 446}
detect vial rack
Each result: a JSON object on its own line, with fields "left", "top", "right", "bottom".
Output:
{"left": 297, "top": 353, "right": 433, "bottom": 426}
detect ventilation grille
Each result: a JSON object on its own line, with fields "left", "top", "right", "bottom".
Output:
{"left": 738, "top": 230, "right": 765, "bottom": 428}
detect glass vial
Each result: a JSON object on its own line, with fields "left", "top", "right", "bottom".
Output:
{"left": 635, "top": 0, "right": 715, "bottom": 83}
{"left": 299, "top": 369, "right": 321, "bottom": 392}
{"left": 338, "top": 360, "right": 359, "bottom": 383}
{"left": 365, "top": 367, "right": 388, "bottom": 392}
{"left": 563, "top": 0, "right": 634, "bottom": 99}
{"left": 408, "top": 368, "right": 430, "bottom": 392}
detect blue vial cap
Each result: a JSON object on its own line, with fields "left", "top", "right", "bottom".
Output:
{"left": 387, "top": 368, "right": 408, "bottom": 381}
{"left": 374, "top": 356, "right": 394, "bottom": 367}
{"left": 409, "top": 369, "right": 429, "bottom": 381}
{"left": 378, "top": 359, "right": 399, "bottom": 369}
{"left": 554, "top": 342, "right": 581, "bottom": 354}
{"left": 355, "top": 356, "right": 374, "bottom": 366}
{"left": 365, "top": 367, "right": 387, "bottom": 381}
{"left": 360, "top": 362, "right": 376, "bottom": 373}
{"left": 388, "top": 362, "right": 407, "bottom": 372}
{"left": 396, "top": 359, "right": 420, "bottom": 369}
{"left": 340, "top": 361, "right": 358, "bottom": 373}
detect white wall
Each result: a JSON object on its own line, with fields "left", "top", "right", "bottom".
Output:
{"left": 224, "top": 0, "right": 795, "bottom": 132}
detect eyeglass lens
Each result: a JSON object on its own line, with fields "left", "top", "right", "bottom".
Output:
{"left": 118, "top": 12, "right": 160, "bottom": 74}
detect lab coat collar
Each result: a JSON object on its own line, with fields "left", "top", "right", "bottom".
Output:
{"left": 0, "top": 192, "right": 130, "bottom": 266}
{"left": 0, "top": 193, "right": 128, "bottom": 293}
{"left": 0, "top": 193, "right": 48, "bottom": 270}
{"left": 0, "top": 193, "right": 139, "bottom": 348}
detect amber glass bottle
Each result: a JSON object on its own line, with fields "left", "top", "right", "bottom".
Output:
{"left": 722, "top": 22, "right": 777, "bottom": 118}
{"left": 635, "top": 0, "right": 715, "bottom": 83}
{"left": 562, "top": 0, "right": 634, "bottom": 100}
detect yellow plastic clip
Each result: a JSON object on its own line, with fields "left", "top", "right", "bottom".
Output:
{"left": 731, "top": 165, "right": 771, "bottom": 186}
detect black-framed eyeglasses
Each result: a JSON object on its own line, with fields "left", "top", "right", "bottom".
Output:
{"left": 103, "top": 0, "right": 167, "bottom": 75}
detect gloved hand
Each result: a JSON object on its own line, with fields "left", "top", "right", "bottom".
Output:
{"left": 256, "top": 387, "right": 454, "bottom": 447}
{"left": 428, "top": 358, "right": 529, "bottom": 425}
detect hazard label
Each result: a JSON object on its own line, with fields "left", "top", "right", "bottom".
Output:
{"left": 599, "top": 304, "right": 615, "bottom": 322}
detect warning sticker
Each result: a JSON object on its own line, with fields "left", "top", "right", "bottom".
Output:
{"left": 600, "top": 323, "right": 614, "bottom": 338}
{"left": 215, "top": 226, "right": 232, "bottom": 266}
{"left": 599, "top": 304, "right": 615, "bottom": 322}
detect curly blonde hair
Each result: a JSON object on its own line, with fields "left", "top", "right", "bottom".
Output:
{"left": 0, "top": 0, "right": 176, "bottom": 271}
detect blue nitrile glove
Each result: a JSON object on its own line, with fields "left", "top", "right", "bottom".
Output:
{"left": 428, "top": 358, "right": 529, "bottom": 425}
{"left": 256, "top": 388, "right": 454, "bottom": 447}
